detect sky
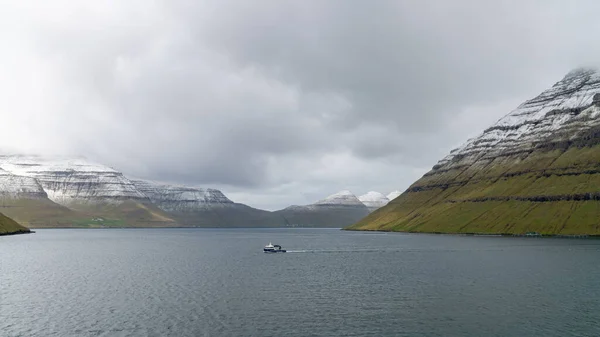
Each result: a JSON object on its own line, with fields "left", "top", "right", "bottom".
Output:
{"left": 1, "top": 0, "right": 600, "bottom": 210}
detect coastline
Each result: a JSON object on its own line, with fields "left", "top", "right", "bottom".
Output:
{"left": 0, "top": 229, "right": 35, "bottom": 237}
{"left": 342, "top": 228, "right": 600, "bottom": 239}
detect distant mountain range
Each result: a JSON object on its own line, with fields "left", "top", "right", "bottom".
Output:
{"left": 0, "top": 154, "right": 398, "bottom": 229}
{"left": 275, "top": 190, "right": 371, "bottom": 228}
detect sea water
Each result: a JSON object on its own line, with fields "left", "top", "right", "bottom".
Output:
{"left": 2, "top": 228, "right": 600, "bottom": 336}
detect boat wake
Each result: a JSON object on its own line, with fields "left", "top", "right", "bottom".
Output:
{"left": 285, "top": 249, "right": 393, "bottom": 253}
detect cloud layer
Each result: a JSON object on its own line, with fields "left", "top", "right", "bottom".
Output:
{"left": 1, "top": 0, "right": 600, "bottom": 210}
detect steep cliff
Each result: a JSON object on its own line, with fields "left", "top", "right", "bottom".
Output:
{"left": 0, "top": 156, "right": 148, "bottom": 205}
{"left": 348, "top": 68, "right": 600, "bottom": 235}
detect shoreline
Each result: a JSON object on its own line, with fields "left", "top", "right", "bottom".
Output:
{"left": 0, "top": 229, "right": 35, "bottom": 237}
{"left": 25, "top": 226, "right": 342, "bottom": 230}
{"left": 342, "top": 228, "right": 600, "bottom": 239}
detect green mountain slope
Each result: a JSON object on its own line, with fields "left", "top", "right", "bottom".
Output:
{"left": 0, "top": 198, "right": 179, "bottom": 228}
{"left": 0, "top": 211, "right": 30, "bottom": 235}
{"left": 0, "top": 198, "right": 80, "bottom": 227}
{"left": 347, "top": 69, "right": 600, "bottom": 235}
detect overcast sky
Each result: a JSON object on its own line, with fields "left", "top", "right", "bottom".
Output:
{"left": 1, "top": 0, "right": 600, "bottom": 210}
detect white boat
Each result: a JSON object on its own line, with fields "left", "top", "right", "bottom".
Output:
{"left": 263, "top": 242, "right": 286, "bottom": 253}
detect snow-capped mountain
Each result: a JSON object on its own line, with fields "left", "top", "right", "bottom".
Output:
{"left": 275, "top": 190, "right": 370, "bottom": 227}
{"left": 130, "top": 179, "right": 283, "bottom": 227}
{"left": 0, "top": 155, "right": 258, "bottom": 227}
{"left": 0, "top": 168, "right": 47, "bottom": 199}
{"left": 350, "top": 67, "right": 600, "bottom": 235}
{"left": 132, "top": 179, "right": 233, "bottom": 211}
{"left": 436, "top": 67, "right": 600, "bottom": 169}
{"left": 358, "top": 191, "right": 390, "bottom": 212}
{"left": 386, "top": 191, "right": 401, "bottom": 201}
{"left": 0, "top": 155, "right": 148, "bottom": 205}
{"left": 0, "top": 154, "right": 393, "bottom": 229}
{"left": 314, "top": 190, "right": 366, "bottom": 207}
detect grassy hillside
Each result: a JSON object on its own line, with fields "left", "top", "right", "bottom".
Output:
{"left": 0, "top": 198, "right": 179, "bottom": 228}
{"left": 0, "top": 211, "right": 30, "bottom": 235}
{"left": 0, "top": 198, "right": 81, "bottom": 227}
{"left": 64, "top": 201, "right": 180, "bottom": 228}
{"left": 347, "top": 144, "right": 600, "bottom": 235}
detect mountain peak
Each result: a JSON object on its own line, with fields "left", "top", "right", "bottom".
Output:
{"left": 358, "top": 191, "right": 388, "bottom": 202}
{"left": 314, "top": 190, "right": 364, "bottom": 206}
{"left": 563, "top": 66, "right": 599, "bottom": 80}
{"left": 436, "top": 65, "right": 600, "bottom": 168}
{"left": 350, "top": 69, "right": 600, "bottom": 235}
{"left": 330, "top": 190, "right": 353, "bottom": 196}
{"left": 359, "top": 191, "right": 389, "bottom": 210}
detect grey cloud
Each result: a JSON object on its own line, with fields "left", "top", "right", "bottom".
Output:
{"left": 190, "top": 0, "right": 583, "bottom": 131}
{"left": 2, "top": 0, "right": 600, "bottom": 210}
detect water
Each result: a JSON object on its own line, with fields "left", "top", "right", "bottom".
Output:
{"left": 2, "top": 228, "right": 600, "bottom": 337}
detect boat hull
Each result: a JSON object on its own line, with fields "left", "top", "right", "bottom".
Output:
{"left": 263, "top": 249, "right": 286, "bottom": 253}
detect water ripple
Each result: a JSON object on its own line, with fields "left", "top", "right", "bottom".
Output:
{"left": 2, "top": 228, "right": 600, "bottom": 336}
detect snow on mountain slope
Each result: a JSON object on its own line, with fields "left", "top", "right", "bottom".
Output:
{"left": 358, "top": 191, "right": 389, "bottom": 211}
{"left": 0, "top": 168, "right": 47, "bottom": 199}
{"left": 313, "top": 190, "right": 365, "bottom": 207}
{"left": 131, "top": 179, "right": 287, "bottom": 227}
{"left": 131, "top": 179, "right": 233, "bottom": 212}
{"left": 437, "top": 67, "right": 600, "bottom": 169}
{"left": 386, "top": 191, "right": 401, "bottom": 201}
{"left": 0, "top": 155, "right": 283, "bottom": 227}
{"left": 349, "top": 67, "right": 600, "bottom": 235}
{"left": 0, "top": 155, "right": 147, "bottom": 205}
{"left": 281, "top": 190, "right": 369, "bottom": 211}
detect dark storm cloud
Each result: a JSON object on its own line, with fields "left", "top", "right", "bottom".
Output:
{"left": 2, "top": 0, "right": 600, "bottom": 209}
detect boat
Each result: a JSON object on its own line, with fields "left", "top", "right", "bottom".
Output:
{"left": 264, "top": 242, "right": 286, "bottom": 253}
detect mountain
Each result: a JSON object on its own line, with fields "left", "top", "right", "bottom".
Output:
{"left": 0, "top": 156, "right": 147, "bottom": 204}
{"left": 386, "top": 191, "right": 401, "bottom": 201}
{"left": 275, "top": 190, "right": 370, "bottom": 227}
{"left": 358, "top": 191, "right": 390, "bottom": 212}
{"left": 348, "top": 68, "right": 600, "bottom": 235}
{"left": 0, "top": 212, "right": 30, "bottom": 235}
{"left": 0, "top": 163, "right": 81, "bottom": 227}
{"left": 0, "top": 155, "right": 178, "bottom": 227}
{"left": 0, "top": 155, "right": 284, "bottom": 228}
{"left": 0, "top": 154, "right": 391, "bottom": 229}
{"left": 131, "top": 179, "right": 283, "bottom": 227}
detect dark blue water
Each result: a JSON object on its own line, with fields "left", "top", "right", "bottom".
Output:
{"left": 2, "top": 228, "right": 600, "bottom": 337}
